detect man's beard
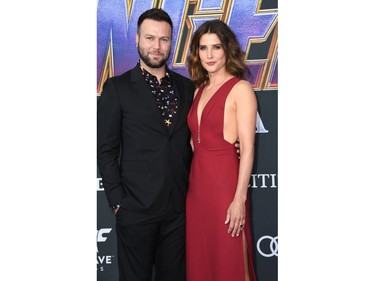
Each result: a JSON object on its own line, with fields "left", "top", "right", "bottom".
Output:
{"left": 137, "top": 46, "right": 170, "bottom": 68}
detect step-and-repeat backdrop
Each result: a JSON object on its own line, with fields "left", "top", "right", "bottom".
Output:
{"left": 97, "top": 0, "right": 278, "bottom": 280}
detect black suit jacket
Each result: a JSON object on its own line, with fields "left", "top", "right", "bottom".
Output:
{"left": 97, "top": 65, "right": 195, "bottom": 214}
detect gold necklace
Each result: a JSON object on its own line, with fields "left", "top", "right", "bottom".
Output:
{"left": 206, "top": 75, "right": 229, "bottom": 93}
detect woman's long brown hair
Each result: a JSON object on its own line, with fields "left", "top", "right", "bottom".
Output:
{"left": 188, "top": 19, "right": 249, "bottom": 86}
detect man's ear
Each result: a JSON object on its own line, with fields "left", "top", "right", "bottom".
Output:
{"left": 135, "top": 33, "right": 139, "bottom": 47}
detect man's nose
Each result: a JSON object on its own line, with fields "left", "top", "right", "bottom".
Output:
{"left": 153, "top": 40, "right": 160, "bottom": 49}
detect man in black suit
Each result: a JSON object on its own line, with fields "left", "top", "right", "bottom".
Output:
{"left": 97, "top": 8, "right": 195, "bottom": 281}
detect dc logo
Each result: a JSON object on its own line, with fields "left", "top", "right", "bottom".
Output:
{"left": 257, "top": 235, "right": 278, "bottom": 257}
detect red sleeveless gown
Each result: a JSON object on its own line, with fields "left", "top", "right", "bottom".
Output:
{"left": 186, "top": 77, "right": 257, "bottom": 281}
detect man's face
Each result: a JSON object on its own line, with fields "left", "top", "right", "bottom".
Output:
{"left": 136, "top": 19, "right": 172, "bottom": 69}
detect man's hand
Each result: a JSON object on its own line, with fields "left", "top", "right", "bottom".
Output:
{"left": 235, "top": 139, "right": 240, "bottom": 159}
{"left": 112, "top": 203, "right": 120, "bottom": 215}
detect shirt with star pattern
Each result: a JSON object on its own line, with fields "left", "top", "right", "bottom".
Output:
{"left": 140, "top": 62, "right": 179, "bottom": 130}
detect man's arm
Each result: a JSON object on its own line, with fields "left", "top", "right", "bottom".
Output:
{"left": 97, "top": 79, "right": 124, "bottom": 208}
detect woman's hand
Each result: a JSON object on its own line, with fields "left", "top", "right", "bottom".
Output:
{"left": 225, "top": 198, "right": 246, "bottom": 237}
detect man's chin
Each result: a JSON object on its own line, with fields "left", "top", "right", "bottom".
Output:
{"left": 146, "top": 59, "right": 166, "bottom": 68}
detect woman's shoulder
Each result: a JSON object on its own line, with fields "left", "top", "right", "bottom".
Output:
{"left": 230, "top": 78, "right": 255, "bottom": 97}
{"left": 234, "top": 78, "right": 253, "bottom": 89}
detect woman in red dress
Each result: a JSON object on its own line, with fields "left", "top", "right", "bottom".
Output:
{"left": 186, "top": 20, "right": 258, "bottom": 281}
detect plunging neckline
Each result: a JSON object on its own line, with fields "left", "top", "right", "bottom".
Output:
{"left": 196, "top": 77, "right": 236, "bottom": 144}
{"left": 196, "top": 77, "right": 235, "bottom": 129}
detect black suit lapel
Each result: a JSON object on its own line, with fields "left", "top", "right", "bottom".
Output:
{"left": 169, "top": 73, "right": 186, "bottom": 133}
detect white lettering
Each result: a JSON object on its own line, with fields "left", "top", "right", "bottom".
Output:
{"left": 256, "top": 111, "right": 268, "bottom": 133}
{"left": 249, "top": 174, "right": 277, "bottom": 189}
{"left": 97, "top": 255, "right": 112, "bottom": 264}
{"left": 97, "top": 228, "right": 112, "bottom": 242}
{"left": 97, "top": 178, "right": 104, "bottom": 191}
{"left": 270, "top": 174, "right": 277, "bottom": 188}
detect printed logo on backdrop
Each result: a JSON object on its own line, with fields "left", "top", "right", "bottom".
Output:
{"left": 97, "top": 228, "right": 115, "bottom": 272}
{"left": 249, "top": 174, "right": 277, "bottom": 189}
{"left": 256, "top": 112, "right": 269, "bottom": 134}
{"left": 257, "top": 235, "right": 278, "bottom": 257}
{"left": 97, "top": 0, "right": 278, "bottom": 94}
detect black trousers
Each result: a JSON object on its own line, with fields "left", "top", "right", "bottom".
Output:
{"left": 115, "top": 202, "right": 186, "bottom": 281}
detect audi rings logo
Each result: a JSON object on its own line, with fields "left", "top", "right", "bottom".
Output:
{"left": 257, "top": 235, "right": 278, "bottom": 257}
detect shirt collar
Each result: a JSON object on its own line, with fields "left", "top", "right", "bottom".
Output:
{"left": 138, "top": 60, "right": 171, "bottom": 84}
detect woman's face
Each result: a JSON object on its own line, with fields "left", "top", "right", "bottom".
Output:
{"left": 198, "top": 33, "right": 226, "bottom": 74}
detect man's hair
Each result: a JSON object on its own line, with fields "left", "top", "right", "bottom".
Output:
{"left": 137, "top": 8, "right": 173, "bottom": 33}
